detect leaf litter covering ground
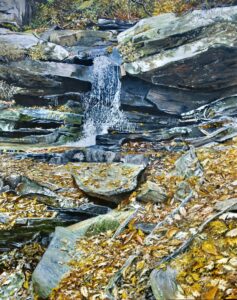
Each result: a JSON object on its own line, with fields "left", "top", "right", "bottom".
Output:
{"left": 0, "top": 243, "right": 45, "bottom": 299}
{"left": 0, "top": 142, "right": 237, "bottom": 299}
{"left": 0, "top": 155, "right": 88, "bottom": 229}
{"left": 50, "top": 143, "right": 237, "bottom": 299}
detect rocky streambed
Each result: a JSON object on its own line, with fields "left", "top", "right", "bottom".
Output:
{"left": 0, "top": 2, "right": 237, "bottom": 299}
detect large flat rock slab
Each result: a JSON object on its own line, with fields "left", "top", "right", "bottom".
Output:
{"left": 0, "top": 108, "right": 83, "bottom": 145}
{"left": 0, "top": 60, "right": 92, "bottom": 96}
{"left": 72, "top": 163, "right": 145, "bottom": 203}
{"left": 118, "top": 6, "right": 237, "bottom": 91}
{"left": 45, "top": 29, "right": 113, "bottom": 47}
{"left": 32, "top": 210, "right": 134, "bottom": 299}
{"left": 0, "top": 32, "right": 69, "bottom": 62}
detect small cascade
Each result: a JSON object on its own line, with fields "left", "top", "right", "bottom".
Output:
{"left": 73, "top": 56, "right": 129, "bottom": 147}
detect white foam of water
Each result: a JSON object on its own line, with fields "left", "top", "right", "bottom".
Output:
{"left": 70, "top": 56, "right": 129, "bottom": 147}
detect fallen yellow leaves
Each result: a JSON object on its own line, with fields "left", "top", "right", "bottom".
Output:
{"left": 169, "top": 218, "right": 237, "bottom": 299}
{"left": 50, "top": 226, "right": 145, "bottom": 300}
{"left": 202, "top": 241, "right": 218, "bottom": 256}
{"left": 0, "top": 193, "right": 54, "bottom": 230}
{"left": 53, "top": 145, "right": 237, "bottom": 298}
{"left": 209, "top": 220, "right": 228, "bottom": 234}
{"left": 2, "top": 137, "right": 237, "bottom": 299}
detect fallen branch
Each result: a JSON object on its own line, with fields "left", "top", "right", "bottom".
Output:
{"left": 111, "top": 207, "right": 139, "bottom": 240}
{"left": 105, "top": 188, "right": 193, "bottom": 298}
{"left": 145, "top": 188, "right": 193, "bottom": 244}
{"left": 105, "top": 255, "right": 138, "bottom": 299}
{"left": 186, "top": 126, "right": 236, "bottom": 147}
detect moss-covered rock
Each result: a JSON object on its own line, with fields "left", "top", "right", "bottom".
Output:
{"left": 0, "top": 32, "right": 69, "bottom": 62}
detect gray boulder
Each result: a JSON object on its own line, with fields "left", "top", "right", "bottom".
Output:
{"left": 0, "top": 0, "right": 31, "bottom": 27}
{"left": 0, "top": 31, "right": 38, "bottom": 50}
{"left": 72, "top": 163, "right": 145, "bottom": 203}
{"left": 32, "top": 210, "right": 135, "bottom": 299}
{"left": 0, "top": 59, "right": 92, "bottom": 96}
{"left": 150, "top": 267, "right": 178, "bottom": 300}
{"left": 118, "top": 6, "right": 237, "bottom": 92}
{"left": 0, "top": 31, "right": 69, "bottom": 62}
{"left": 43, "top": 29, "right": 113, "bottom": 47}
{"left": 174, "top": 147, "right": 203, "bottom": 179}
{"left": 215, "top": 198, "right": 237, "bottom": 211}
{"left": 137, "top": 181, "right": 167, "bottom": 203}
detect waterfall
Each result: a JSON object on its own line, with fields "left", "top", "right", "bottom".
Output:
{"left": 73, "top": 56, "right": 128, "bottom": 147}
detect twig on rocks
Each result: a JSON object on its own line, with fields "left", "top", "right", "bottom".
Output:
{"left": 105, "top": 255, "right": 138, "bottom": 299}
{"left": 145, "top": 190, "right": 193, "bottom": 244}
{"left": 104, "top": 191, "right": 193, "bottom": 297}
{"left": 111, "top": 207, "right": 139, "bottom": 240}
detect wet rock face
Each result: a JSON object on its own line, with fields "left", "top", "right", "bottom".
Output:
{"left": 118, "top": 6, "right": 237, "bottom": 92}
{"left": 0, "top": 60, "right": 92, "bottom": 96}
{"left": 72, "top": 163, "right": 145, "bottom": 203}
{"left": 0, "top": 0, "right": 31, "bottom": 27}
{"left": 0, "top": 108, "right": 83, "bottom": 145}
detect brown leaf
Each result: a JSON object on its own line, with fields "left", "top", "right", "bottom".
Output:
{"left": 203, "top": 286, "right": 218, "bottom": 300}
{"left": 166, "top": 228, "right": 179, "bottom": 239}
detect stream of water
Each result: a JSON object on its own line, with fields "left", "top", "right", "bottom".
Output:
{"left": 71, "top": 56, "right": 128, "bottom": 147}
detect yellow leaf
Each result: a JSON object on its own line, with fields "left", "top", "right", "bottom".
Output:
{"left": 136, "top": 260, "right": 145, "bottom": 271}
{"left": 209, "top": 220, "right": 227, "bottom": 234}
{"left": 137, "top": 229, "right": 145, "bottom": 237}
{"left": 128, "top": 220, "right": 136, "bottom": 230}
{"left": 23, "top": 280, "right": 29, "bottom": 289}
{"left": 191, "top": 273, "right": 200, "bottom": 281}
{"left": 227, "top": 237, "right": 237, "bottom": 246}
{"left": 131, "top": 275, "right": 136, "bottom": 285}
{"left": 203, "top": 286, "right": 218, "bottom": 300}
{"left": 166, "top": 228, "right": 179, "bottom": 239}
{"left": 202, "top": 241, "right": 218, "bottom": 256}
{"left": 121, "top": 290, "right": 128, "bottom": 299}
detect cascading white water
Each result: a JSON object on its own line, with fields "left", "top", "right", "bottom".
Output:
{"left": 73, "top": 56, "right": 128, "bottom": 147}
